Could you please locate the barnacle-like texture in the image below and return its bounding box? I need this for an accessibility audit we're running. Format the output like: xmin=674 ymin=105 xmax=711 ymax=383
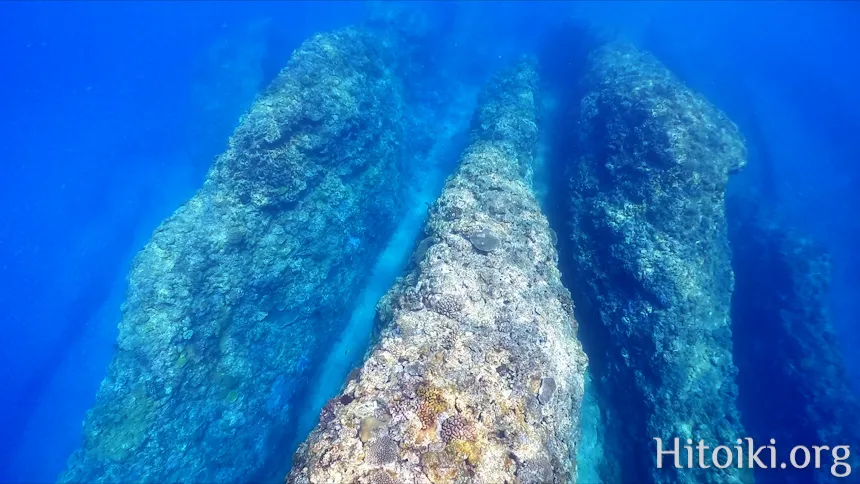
xmin=425 ymin=294 xmax=464 ymax=320
xmin=567 ymin=42 xmax=748 ymax=484
xmin=367 ymin=469 xmax=397 ymax=484
xmin=289 ymin=59 xmax=587 ymax=484
xmin=60 ymin=26 xmax=415 ymax=484
xmin=365 ymin=436 xmax=400 ymax=466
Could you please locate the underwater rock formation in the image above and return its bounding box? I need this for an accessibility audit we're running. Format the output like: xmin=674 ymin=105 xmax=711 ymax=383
xmin=288 ymin=60 xmax=588 ymax=484
xmin=729 ymin=200 xmax=860 ymax=484
xmin=566 ymin=43 xmax=748 ymax=484
xmin=60 ymin=26 xmax=415 ymax=484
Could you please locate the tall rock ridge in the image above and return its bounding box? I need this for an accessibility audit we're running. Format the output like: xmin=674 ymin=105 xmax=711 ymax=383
xmin=60 ymin=25 xmax=418 ymax=484
xmin=727 ymin=112 xmax=860 ymax=481
xmin=729 ymin=200 xmax=860 ymax=484
xmin=566 ymin=43 xmax=749 ymax=484
xmin=288 ymin=59 xmax=588 ymax=484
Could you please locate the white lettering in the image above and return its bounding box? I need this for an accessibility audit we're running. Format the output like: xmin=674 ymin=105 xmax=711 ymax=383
xmin=653 ymin=438 xmax=680 ymax=469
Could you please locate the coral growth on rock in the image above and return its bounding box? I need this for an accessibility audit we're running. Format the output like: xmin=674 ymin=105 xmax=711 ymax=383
xmin=60 ymin=24 xmax=420 ymax=484
xmin=440 ymin=415 xmax=478 ymax=444
xmin=566 ymin=42 xmax=749 ymax=484
xmin=287 ymin=59 xmax=587 ymax=484
xmin=365 ymin=436 xmax=400 ymax=466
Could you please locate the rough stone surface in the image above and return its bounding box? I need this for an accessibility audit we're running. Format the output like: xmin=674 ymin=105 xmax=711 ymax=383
xmin=729 ymin=199 xmax=860 ymax=484
xmin=566 ymin=43 xmax=749 ymax=484
xmin=60 ymin=26 xmax=415 ymax=484
xmin=288 ymin=59 xmax=587 ymax=484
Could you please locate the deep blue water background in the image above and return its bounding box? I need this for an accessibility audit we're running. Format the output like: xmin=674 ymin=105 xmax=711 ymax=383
xmin=1 ymin=2 xmax=858 ymax=482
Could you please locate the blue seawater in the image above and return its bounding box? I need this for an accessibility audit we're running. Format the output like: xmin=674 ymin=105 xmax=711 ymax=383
xmin=1 ymin=2 xmax=858 ymax=483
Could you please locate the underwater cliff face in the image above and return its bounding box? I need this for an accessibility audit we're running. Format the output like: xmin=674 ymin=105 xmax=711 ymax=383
xmin=59 ymin=26 xmax=415 ymax=484
xmin=566 ymin=43 xmax=748 ymax=484
xmin=728 ymin=198 xmax=860 ymax=484
xmin=288 ymin=59 xmax=588 ymax=484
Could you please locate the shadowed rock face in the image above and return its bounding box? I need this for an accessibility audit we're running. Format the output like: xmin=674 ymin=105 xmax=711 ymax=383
xmin=729 ymin=198 xmax=860 ymax=484
xmin=567 ymin=43 xmax=749 ymax=484
xmin=288 ymin=60 xmax=587 ymax=484
xmin=60 ymin=26 xmax=413 ymax=484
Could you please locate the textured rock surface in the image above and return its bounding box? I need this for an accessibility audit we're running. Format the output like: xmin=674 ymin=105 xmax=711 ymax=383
xmin=566 ymin=43 xmax=748 ymax=484
xmin=729 ymin=200 xmax=860 ymax=484
xmin=288 ymin=60 xmax=587 ymax=484
xmin=60 ymin=26 xmax=414 ymax=484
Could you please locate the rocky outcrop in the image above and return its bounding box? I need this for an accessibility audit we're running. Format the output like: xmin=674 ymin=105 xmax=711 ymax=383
xmin=566 ymin=43 xmax=748 ymax=484
xmin=60 ymin=26 xmax=414 ymax=484
xmin=729 ymin=199 xmax=860 ymax=484
xmin=288 ymin=59 xmax=588 ymax=484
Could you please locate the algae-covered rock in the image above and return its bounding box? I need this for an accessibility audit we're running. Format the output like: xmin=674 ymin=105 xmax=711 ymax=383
xmin=60 ymin=26 xmax=416 ymax=484
xmin=287 ymin=59 xmax=587 ymax=484
xmin=567 ymin=43 xmax=749 ymax=484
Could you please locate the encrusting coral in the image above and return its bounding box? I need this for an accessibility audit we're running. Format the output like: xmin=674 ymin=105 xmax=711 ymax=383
xmin=60 ymin=22 xmax=428 ymax=484
xmin=566 ymin=42 xmax=749 ymax=484
xmin=287 ymin=58 xmax=588 ymax=484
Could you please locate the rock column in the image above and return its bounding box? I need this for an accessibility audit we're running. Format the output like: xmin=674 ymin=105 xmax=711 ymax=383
xmin=567 ymin=43 xmax=748 ymax=484
xmin=61 ymin=26 xmax=412 ymax=484
xmin=289 ymin=59 xmax=588 ymax=484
